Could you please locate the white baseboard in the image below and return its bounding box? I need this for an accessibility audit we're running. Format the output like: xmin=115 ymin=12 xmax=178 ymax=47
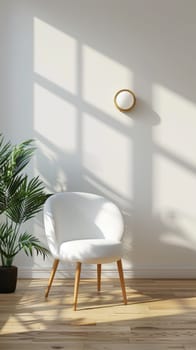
xmin=18 ymin=266 xmax=196 ymax=279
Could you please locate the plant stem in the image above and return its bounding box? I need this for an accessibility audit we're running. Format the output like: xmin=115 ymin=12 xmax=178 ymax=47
xmin=6 ymin=257 xmax=13 ymax=267
xmin=1 ymin=254 xmax=5 ymax=266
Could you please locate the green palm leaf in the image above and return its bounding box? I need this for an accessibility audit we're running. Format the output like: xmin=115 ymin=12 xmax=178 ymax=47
xmin=0 ymin=174 xmax=24 ymax=214
xmin=0 ymin=223 xmax=16 ymax=266
xmin=18 ymin=232 xmax=49 ymax=259
xmin=0 ymin=135 xmax=12 ymax=169
xmin=0 ymin=223 xmax=13 ymax=254
xmin=10 ymin=139 xmax=35 ymax=177
xmin=6 ymin=176 xmax=49 ymax=223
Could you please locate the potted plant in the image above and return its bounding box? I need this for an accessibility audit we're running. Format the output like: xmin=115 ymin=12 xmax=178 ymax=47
xmin=0 ymin=135 xmax=49 ymax=292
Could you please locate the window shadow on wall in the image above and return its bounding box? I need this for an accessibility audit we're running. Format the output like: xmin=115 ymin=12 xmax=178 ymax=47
xmin=5 ymin=0 xmax=196 ymax=277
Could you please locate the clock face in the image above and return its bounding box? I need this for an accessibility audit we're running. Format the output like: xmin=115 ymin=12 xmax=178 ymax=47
xmin=114 ymin=89 xmax=136 ymax=112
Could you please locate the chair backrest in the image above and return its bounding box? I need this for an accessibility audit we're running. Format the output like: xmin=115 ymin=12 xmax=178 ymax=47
xmin=44 ymin=192 xmax=124 ymax=258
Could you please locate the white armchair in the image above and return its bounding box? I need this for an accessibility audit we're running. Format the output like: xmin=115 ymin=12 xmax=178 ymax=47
xmin=44 ymin=192 xmax=127 ymax=310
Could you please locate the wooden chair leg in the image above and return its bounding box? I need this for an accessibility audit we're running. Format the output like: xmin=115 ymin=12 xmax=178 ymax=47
xmin=97 ymin=264 xmax=101 ymax=292
xmin=45 ymin=259 xmax=59 ymax=298
xmin=117 ymin=259 xmax=127 ymax=305
xmin=73 ymin=262 xmax=81 ymax=311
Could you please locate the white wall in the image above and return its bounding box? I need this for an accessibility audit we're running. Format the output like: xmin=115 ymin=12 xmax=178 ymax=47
xmin=1 ymin=0 xmax=196 ymax=278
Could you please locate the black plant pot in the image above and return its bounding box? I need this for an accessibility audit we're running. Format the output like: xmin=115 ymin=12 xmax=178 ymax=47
xmin=0 ymin=266 xmax=18 ymax=293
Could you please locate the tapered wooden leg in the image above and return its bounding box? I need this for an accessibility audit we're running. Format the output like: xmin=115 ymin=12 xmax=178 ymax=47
xmin=117 ymin=259 xmax=127 ymax=305
xmin=45 ymin=259 xmax=59 ymax=298
xmin=73 ymin=262 xmax=81 ymax=311
xmin=97 ymin=264 xmax=101 ymax=292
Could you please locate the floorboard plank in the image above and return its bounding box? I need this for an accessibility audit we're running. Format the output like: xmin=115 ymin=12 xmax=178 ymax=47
xmin=1 ymin=279 xmax=196 ymax=349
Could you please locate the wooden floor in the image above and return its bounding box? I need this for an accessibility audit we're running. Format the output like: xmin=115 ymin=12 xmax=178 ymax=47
xmin=1 ymin=278 xmax=196 ymax=349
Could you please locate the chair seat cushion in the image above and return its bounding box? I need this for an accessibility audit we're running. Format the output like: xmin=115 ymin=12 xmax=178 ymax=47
xmin=59 ymin=239 xmax=122 ymax=264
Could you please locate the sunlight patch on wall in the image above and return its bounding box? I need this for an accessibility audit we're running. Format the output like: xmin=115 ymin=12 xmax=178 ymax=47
xmin=33 ymin=136 xmax=69 ymax=193
xmin=153 ymin=153 xmax=196 ymax=215
xmin=153 ymin=152 xmax=196 ymax=253
xmin=34 ymin=83 xmax=77 ymax=152
xmin=34 ymin=18 xmax=77 ymax=93
xmin=83 ymin=112 xmax=132 ymax=199
xmin=160 ymin=229 xmax=196 ymax=252
xmin=83 ymin=45 xmax=133 ymax=116
xmin=152 ymin=84 xmax=196 ymax=168
xmin=158 ymin=207 xmax=196 ymax=252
